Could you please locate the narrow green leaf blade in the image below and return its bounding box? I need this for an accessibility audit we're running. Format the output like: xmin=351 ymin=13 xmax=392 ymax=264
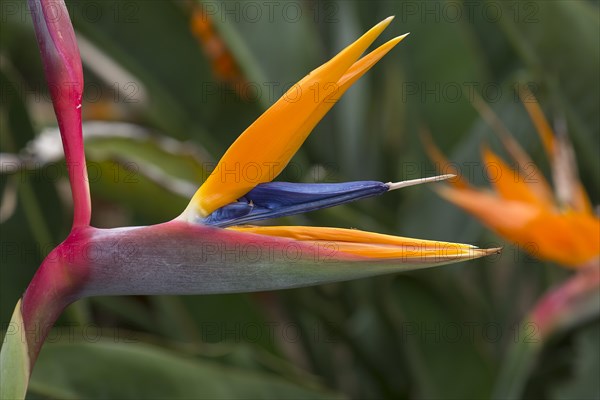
xmin=1 ymin=300 xmax=30 ymax=400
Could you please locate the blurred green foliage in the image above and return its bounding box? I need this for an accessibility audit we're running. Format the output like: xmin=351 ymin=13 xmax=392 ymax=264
xmin=1 ymin=0 xmax=598 ymax=398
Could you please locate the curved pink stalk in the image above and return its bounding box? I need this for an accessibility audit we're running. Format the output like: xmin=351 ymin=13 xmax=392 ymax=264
xmin=20 ymin=230 xmax=92 ymax=366
xmin=2 ymin=0 xmax=93 ymax=383
xmin=28 ymin=0 xmax=91 ymax=228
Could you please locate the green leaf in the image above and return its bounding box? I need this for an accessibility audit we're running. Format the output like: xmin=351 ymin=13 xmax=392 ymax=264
xmin=65 ymin=0 xmax=263 ymax=154
xmin=28 ymin=341 xmax=342 ymax=399
xmin=0 ymin=67 xmax=36 ymax=150
xmin=65 ymin=0 xmax=205 ymax=140
xmin=206 ymin=0 xmax=322 ymax=102
xmin=550 ymin=321 xmax=600 ymax=400
xmin=0 ymin=64 xmax=66 ymax=324
xmin=388 ymin=277 xmax=495 ymax=399
xmin=1 ymin=300 xmax=30 ymax=400
xmin=4 ymin=122 xmax=212 ymax=224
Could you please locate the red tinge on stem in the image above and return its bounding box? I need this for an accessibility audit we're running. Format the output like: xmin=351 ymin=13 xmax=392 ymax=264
xmin=28 ymin=0 xmax=91 ymax=228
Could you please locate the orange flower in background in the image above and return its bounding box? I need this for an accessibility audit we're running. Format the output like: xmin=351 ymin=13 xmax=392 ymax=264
xmin=424 ymin=90 xmax=599 ymax=268
xmin=190 ymin=5 xmax=247 ymax=94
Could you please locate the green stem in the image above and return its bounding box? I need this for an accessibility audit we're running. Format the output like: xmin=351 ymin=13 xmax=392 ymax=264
xmin=491 ymin=321 xmax=542 ymax=399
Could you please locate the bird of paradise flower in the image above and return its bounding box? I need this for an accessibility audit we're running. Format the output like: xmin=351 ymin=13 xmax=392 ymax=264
xmin=423 ymin=91 xmax=599 ymax=269
xmin=0 ymin=2 xmax=498 ymax=398
xmin=419 ymin=88 xmax=599 ymax=400
xmin=423 ymin=92 xmax=600 ymax=399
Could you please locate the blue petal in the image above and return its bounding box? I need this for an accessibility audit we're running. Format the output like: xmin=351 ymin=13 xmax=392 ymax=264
xmin=201 ymin=181 xmax=388 ymax=227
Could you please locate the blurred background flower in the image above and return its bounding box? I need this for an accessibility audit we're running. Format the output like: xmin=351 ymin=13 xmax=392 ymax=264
xmin=1 ymin=0 xmax=598 ymax=398
xmin=424 ymin=91 xmax=599 ymax=269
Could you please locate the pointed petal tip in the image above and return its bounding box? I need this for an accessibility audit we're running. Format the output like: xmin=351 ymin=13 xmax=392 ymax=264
xmin=439 ymin=173 xmax=457 ymax=181
xmin=386 ymin=174 xmax=456 ymax=191
xmin=365 ymin=16 xmax=394 ymax=40
xmin=454 ymin=246 xmax=502 ymax=261
xmin=387 ymin=33 xmax=410 ymax=47
xmin=480 ymin=247 xmax=503 ymax=256
xmin=381 ymin=15 xmax=395 ymax=24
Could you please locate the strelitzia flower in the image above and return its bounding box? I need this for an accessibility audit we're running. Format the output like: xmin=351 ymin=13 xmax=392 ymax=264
xmin=0 ymin=2 xmax=498 ymax=398
xmin=424 ymin=92 xmax=599 ymax=269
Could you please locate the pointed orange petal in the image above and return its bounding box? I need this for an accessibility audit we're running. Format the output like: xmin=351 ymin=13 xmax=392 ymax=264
xmin=228 ymin=225 xmax=497 ymax=262
xmin=186 ymin=17 xmax=398 ymax=218
xmin=481 ymin=147 xmax=553 ymax=209
xmin=437 ymin=186 xmax=541 ymax=237
xmin=289 ymin=34 xmax=409 ymax=162
xmin=471 ymin=94 xmax=554 ymax=203
xmin=337 ymin=34 xmax=408 ymax=92
xmin=518 ymin=87 xmax=555 ymax=159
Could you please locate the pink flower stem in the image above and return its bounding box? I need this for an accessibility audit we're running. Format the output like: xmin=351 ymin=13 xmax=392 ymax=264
xmin=27 ymin=0 xmax=91 ymax=228
xmin=20 ymin=0 xmax=93 ymax=367
xmin=20 ymin=229 xmax=93 ymax=368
